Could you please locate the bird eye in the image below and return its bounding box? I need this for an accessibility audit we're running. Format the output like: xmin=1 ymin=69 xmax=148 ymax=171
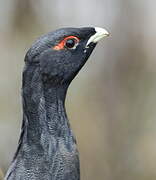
xmin=53 ymin=36 xmax=79 ymax=50
xmin=65 ymin=38 xmax=77 ymax=49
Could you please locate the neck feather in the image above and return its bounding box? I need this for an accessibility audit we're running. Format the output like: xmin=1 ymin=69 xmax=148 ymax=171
xmin=20 ymin=65 xmax=73 ymax=148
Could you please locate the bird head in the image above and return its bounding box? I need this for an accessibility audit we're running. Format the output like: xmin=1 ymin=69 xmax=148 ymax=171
xmin=25 ymin=27 xmax=109 ymax=86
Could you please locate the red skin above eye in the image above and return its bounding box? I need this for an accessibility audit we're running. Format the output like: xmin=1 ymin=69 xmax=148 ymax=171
xmin=53 ymin=36 xmax=79 ymax=50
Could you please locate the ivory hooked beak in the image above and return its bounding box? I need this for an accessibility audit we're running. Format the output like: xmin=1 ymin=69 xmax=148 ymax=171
xmin=86 ymin=27 xmax=109 ymax=47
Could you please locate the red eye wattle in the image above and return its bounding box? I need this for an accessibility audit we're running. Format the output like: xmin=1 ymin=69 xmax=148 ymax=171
xmin=53 ymin=36 xmax=79 ymax=50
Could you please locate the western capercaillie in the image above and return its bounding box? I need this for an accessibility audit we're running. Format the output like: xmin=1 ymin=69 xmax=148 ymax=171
xmin=5 ymin=27 xmax=109 ymax=180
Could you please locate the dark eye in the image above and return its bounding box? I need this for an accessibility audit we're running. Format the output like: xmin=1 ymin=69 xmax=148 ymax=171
xmin=65 ymin=38 xmax=77 ymax=48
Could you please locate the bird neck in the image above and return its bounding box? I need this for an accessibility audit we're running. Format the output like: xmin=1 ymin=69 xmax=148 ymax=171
xmin=21 ymin=65 xmax=72 ymax=145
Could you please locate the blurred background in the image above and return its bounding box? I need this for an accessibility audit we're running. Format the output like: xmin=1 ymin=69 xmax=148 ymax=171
xmin=0 ymin=0 xmax=156 ymax=179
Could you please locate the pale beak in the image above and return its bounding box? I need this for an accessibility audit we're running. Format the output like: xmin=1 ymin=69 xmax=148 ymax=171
xmin=86 ymin=27 xmax=109 ymax=47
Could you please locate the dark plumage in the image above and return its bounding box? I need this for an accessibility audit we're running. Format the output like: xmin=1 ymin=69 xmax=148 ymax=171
xmin=5 ymin=27 xmax=109 ymax=180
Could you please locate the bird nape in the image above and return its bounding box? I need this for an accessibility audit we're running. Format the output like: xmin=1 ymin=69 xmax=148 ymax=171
xmin=5 ymin=27 xmax=109 ymax=180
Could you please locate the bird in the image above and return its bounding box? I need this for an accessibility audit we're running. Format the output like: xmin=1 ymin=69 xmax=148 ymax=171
xmin=5 ymin=27 xmax=109 ymax=180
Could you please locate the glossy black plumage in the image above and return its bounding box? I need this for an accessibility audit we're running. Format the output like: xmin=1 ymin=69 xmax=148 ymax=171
xmin=5 ymin=27 xmax=104 ymax=180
